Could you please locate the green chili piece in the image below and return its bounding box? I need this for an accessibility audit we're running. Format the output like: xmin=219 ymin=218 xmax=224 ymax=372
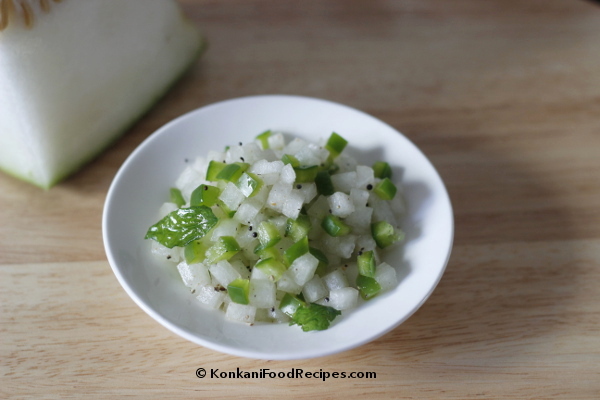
xmin=256 ymin=130 xmax=272 ymax=149
xmin=372 ymin=161 xmax=392 ymax=179
xmin=236 ymin=172 xmax=263 ymax=197
xmin=169 ymin=188 xmax=185 ymax=207
xmin=281 ymin=154 xmax=300 ymax=167
xmin=190 ymin=184 xmax=220 ymax=207
xmin=321 ymin=215 xmax=351 ymax=237
xmin=315 ymin=170 xmax=334 ymax=196
xmin=373 ymin=178 xmax=397 ymax=200
xmin=356 ymin=274 xmax=382 ymax=300
xmin=283 ymin=236 xmax=309 ymax=266
xmin=228 ymin=279 xmax=250 ymax=304
xmin=325 ymin=132 xmax=348 ymax=159
xmin=205 ymin=236 xmax=241 ymax=264
xmin=255 ymin=257 xmax=287 ymax=281
xmin=205 ymin=160 xmax=227 ymax=182
xmin=215 ymin=162 xmax=250 ymax=182
xmin=371 ymin=221 xmax=403 ymax=249
xmin=357 ymin=250 xmax=376 ymax=278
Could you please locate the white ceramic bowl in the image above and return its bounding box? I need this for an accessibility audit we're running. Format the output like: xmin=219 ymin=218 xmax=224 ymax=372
xmin=103 ymin=95 xmax=453 ymax=360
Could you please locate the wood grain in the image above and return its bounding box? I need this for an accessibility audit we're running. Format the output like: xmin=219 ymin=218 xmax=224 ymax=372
xmin=2 ymin=0 xmax=600 ymax=398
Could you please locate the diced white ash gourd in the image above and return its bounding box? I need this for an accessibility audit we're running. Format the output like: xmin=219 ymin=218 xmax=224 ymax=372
xmin=326 ymin=287 xmax=359 ymax=310
xmin=307 ymin=195 xmax=329 ymax=219
xmin=354 ymin=165 xmax=375 ymax=189
xmin=328 ymin=192 xmax=355 ymax=218
xmin=225 ymin=145 xmax=245 ymax=163
xmin=235 ymin=227 xmax=259 ymax=249
xmin=295 ymin=143 xmax=329 ymax=166
xmin=266 ymin=181 xmax=292 ymax=212
xmin=374 ymin=262 xmax=398 ymax=291
xmin=151 ymin=240 xmax=180 ymax=263
xmin=254 ymin=308 xmax=271 ymax=322
xmin=177 ymin=261 xmax=211 ymax=288
xmin=209 ymin=260 xmax=241 ymax=287
xmin=342 ymin=262 xmax=359 ymax=285
xmin=234 ymin=198 xmax=262 ymax=224
xmin=279 ymin=163 xmax=296 ymax=184
xmin=356 ymin=235 xmax=377 ymax=252
xmin=350 ymin=188 xmax=370 ymax=208
xmin=302 ymin=275 xmax=329 ymax=303
xmin=267 ymin=132 xmax=286 ymax=150
xmin=323 ymin=268 xmax=349 ymax=290
xmin=249 ymin=160 xmax=284 ymax=185
xmin=175 ymin=165 xmax=205 ymax=201
xmin=335 ymin=153 xmax=358 ymax=172
xmin=344 ymin=206 xmax=373 ymax=232
xmin=276 ymin=270 xmax=303 ymax=294
xmin=196 ymin=285 xmax=226 ymax=309
xmin=283 ymin=137 xmax=307 ymax=155
xmin=229 ymin=260 xmax=251 ymax=280
xmin=249 ymin=279 xmax=276 ymax=309
xmin=282 ymin=189 xmax=304 ymax=219
xmin=331 ymin=171 xmax=356 ymax=193
xmin=269 ymin=301 xmax=290 ymax=323
xmin=211 ymin=218 xmax=240 ymax=240
xmin=372 ymin=201 xmax=398 ymax=228
xmin=219 ymin=182 xmax=246 ymax=211
xmin=251 ymin=266 xmax=271 ymax=281
xmin=225 ymin=303 xmax=256 ymax=324
xmin=192 ymin=157 xmax=209 ymax=177
xmin=324 ymin=235 xmax=357 ymax=259
xmin=240 ymin=142 xmax=263 ymax=164
xmin=296 ymin=182 xmax=317 ymax=203
xmin=288 ymin=253 xmax=319 ymax=286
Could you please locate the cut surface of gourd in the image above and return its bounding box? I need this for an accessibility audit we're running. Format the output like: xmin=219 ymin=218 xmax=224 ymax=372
xmin=0 ymin=0 xmax=204 ymax=188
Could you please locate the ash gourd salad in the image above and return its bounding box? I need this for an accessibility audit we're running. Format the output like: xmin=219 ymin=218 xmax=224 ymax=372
xmin=145 ymin=131 xmax=406 ymax=332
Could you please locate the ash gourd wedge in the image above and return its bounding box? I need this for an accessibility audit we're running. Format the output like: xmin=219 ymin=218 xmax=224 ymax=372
xmin=0 ymin=0 xmax=204 ymax=188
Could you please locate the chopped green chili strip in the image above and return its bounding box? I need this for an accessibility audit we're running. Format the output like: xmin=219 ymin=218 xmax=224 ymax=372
xmin=256 ymin=130 xmax=272 ymax=149
xmin=315 ymin=170 xmax=335 ymax=196
xmin=325 ymin=132 xmax=348 ymax=159
xmin=256 ymin=221 xmax=282 ymax=248
xmin=236 ymin=172 xmax=263 ymax=197
xmin=283 ymin=236 xmax=309 ymax=266
xmin=205 ymin=236 xmax=241 ymax=264
xmin=279 ymin=293 xmax=305 ymax=317
xmin=190 ymin=184 xmax=220 ymax=207
xmin=255 ymin=257 xmax=287 ymax=281
xmin=357 ymin=250 xmax=376 ymax=278
xmin=371 ymin=221 xmax=403 ymax=249
xmin=321 ymin=215 xmax=351 ymax=237
xmin=205 ymin=160 xmax=227 ymax=182
xmin=228 ymin=279 xmax=250 ymax=304
xmin=373 ymin=178 xmax=397 ymax=200
xmin=215 ymin=162 xmax=250 ymax=182
xmin=356 ymin=274 xmax=381 ymax=300
xmin=309 ymin=247 xmax=329 ymax=276
xmin=285 ymin=214 xmax=312 ymax=242
xmin=294 ymin=165 xmax=319 ymax=183
xmin=281 ymin=154 xmax=300 ymax=168
xmin=169 ymin=188 xmax=185 ymax=207
xmin=372 ymin=161 xmax=392 ymax=179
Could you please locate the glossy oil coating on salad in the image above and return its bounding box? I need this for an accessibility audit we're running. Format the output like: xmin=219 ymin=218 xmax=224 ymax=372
xmin=145 ymin=131 xmax=406 ymax=331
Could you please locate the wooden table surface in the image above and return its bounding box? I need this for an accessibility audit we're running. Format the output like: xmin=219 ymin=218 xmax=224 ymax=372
xmin=2 ymin=0 xmax=600 ymax=398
